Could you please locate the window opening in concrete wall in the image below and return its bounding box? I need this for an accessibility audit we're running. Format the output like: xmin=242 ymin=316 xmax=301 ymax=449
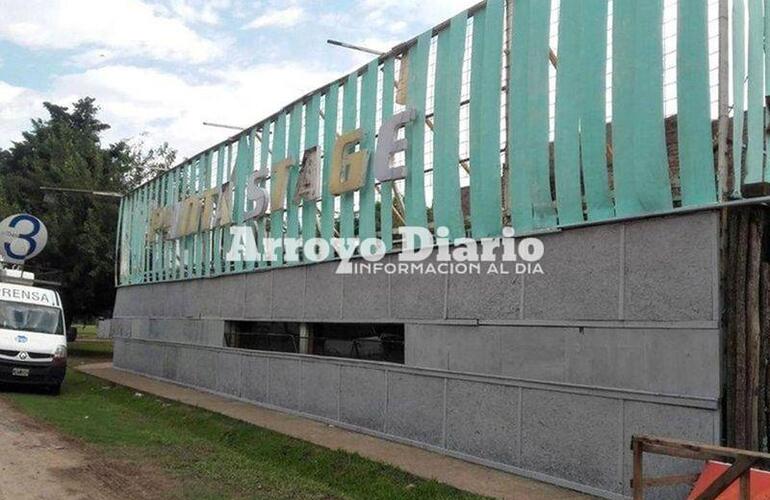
xmin=224 ymin=321 xmax=404 ymax=364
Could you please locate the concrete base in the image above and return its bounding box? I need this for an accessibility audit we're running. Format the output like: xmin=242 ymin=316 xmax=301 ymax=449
xmin=114 ymin=338 xmax=719 ymax=499
xmin=79 ymin=361 xmax=591 ymax=500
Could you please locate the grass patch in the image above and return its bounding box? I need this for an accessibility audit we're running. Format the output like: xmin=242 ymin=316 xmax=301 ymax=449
xmin=67 ymin=340 xmax=112 ymax=364
xmin=3 ymin=368 xmax=485 ymax=500
xmin=72 ymin=324 xmax=98 ymax=339
xmin=67 ymin=340 xmax=114 ymax=361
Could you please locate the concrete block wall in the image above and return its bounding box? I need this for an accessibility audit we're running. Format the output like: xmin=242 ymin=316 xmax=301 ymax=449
xmin=114 ymin=211 xmax=718 ymax=326
xmin=114 ymin=338 xmax=719 ymax=499
xmin=111 ymin=211 xmax=722 ymax=499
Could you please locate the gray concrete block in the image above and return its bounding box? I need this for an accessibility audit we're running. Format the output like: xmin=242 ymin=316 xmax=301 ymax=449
xmin=199 ymin=320 xmax=225 ymax=347
xmin=268 ymin=358 xmax=300 ymax=409
xmin=97 ymin=319 xmax=111 ymax=339
xmin=158 ymin=319 xmax=178 ymax=342
xmin=147 ymin=319 xmax=162 ymax=340
xmin=445 ymin=380 xmax=519 ymax=464
xmin=271 ymin=266 xmax=306 ymax=319
xmin=565 ymin=328 xmax=646 ymax=391
xmin=300 ymin=360 xmax=340 ymax=419
xmin=499 ymin=327 xmax=569 ymax=382
xmin=178 ymin=346 xmax=216 ymax=389
xmin=183 ymin=281 xmax=204 ymax=319
xmin=216 ymin=351 xmax=242 ymax=397
xmin=194 ymin=279 xmax=221 ymax=318
xmin=405 ymin=324 xmax=449 ymax=370
xmin=446 ymin=326 xmax=502 ymax=375
xmin=386 ymin=372 xmax=444 ymax=446
xmin=163 ymin=281 xmax=187 ymax=317
xmin=562 ymin=327 xmax=719 ymax=397
xmin=176 ymin=346 xmax=197 ymax=386
xmin=343 ymin=264 xmax=389 ymax=320
xmin=112 ymin=288 xmax=134 ymax=317
xmin=131 ymin=318 xmax=150 ymax=340
xmin=116 ymin=339 xmax=134 ymax=370
xmin=305 ymin=262 xmax=342 ymax=321
xmin=521 ymin=389 xmax=622 ymax=493
xmin=339 ymin=365 xmax=387 ymax=430
xmin=447 ymin=267 xmax=522 ymax=320
xmin=157 ymin=319 xmax=200 ymax=344
xmin=163 ymin=344 xmax=179 ymax=380
xmin=389 ymin=254 xmax=446 ymax=320
xmin=643 ymin=328 xmax=720 ymax=399
xmin=408 ymin=324 xmax=503 ymax=375
xmin=622 ymin=401 xmax=718 ymax=498
xmin=113 ymin=339 xmax=128 ymax=368
xmin=523 ymin=224 xmax=621 ymax=320
xmin=244 ymin=270 xmax=272 ymax=320
xmin=109 ymin=319 xmax=132 ymax=339
xmin=624 ymin=212 xmax=716 ymax=321
xmin=141 ymin=342 xmax=166 ymax=378
xmin=218 ymin=274 xmax=246 ymax=319
xmin=240 ymin=355 xmax=269 ymax=402
xmin=146 ymin=283 xmax=167 ymax=317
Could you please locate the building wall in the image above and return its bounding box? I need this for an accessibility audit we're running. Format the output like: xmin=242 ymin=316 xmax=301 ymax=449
xmin=111 ymin=211 xmax=722 ymax=499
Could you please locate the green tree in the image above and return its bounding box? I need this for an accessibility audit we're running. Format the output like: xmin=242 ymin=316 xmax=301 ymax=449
xmin=0 ymin=97 xmax=176 ymax=322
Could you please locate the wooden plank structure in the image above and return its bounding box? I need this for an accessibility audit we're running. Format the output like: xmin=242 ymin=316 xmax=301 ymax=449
xmin=722 ymin=205 xmax=770 ymax=452
xmin=631 ymin=435 xmax=770 ymax=500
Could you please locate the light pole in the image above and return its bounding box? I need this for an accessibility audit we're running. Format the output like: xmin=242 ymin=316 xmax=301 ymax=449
xmin=327 ymin=39 xmax=385 ymax=56
xmin=202 ymin=122 xmax=246 ymax=131
xmin=39 ymin=186 xmax=123 ymax=199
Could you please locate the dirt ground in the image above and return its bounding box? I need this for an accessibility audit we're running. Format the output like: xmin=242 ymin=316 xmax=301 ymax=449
xmin=0 ymin=397 xmax=172 ymax=500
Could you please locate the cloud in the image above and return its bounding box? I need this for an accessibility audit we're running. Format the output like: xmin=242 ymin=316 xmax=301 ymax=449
xmin=359 ymin=0 xmax=476 ymax=30
xmin=0 ymin=82 xmax=44 ymax=148
xmin=164 ymin=0 xmax=231 ymax=26
xmin=0 ymin=0 xmax=222 ymax=63
xmin=2 ymin=62 xmax=340 ymax=158
xmin=0 ymin=0 xmax=486 ymax=159
xmin=243 ymin=6 xmax=305 ymax=30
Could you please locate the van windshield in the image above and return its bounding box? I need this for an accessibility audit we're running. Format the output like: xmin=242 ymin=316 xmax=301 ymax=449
xmin=0 ymin=300 xmax=63 ymax=335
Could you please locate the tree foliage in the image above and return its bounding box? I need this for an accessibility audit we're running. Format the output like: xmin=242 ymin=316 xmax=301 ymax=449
xmin=0 ymin=98 xmax=176 ymax=322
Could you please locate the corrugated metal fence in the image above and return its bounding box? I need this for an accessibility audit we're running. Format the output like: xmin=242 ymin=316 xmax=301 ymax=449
xmin=117 ymin=0 xmax=766 ymax=285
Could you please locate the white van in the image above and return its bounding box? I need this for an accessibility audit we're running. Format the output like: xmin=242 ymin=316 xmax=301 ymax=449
xmin=0 ymin=281 xmax=67 ymax=394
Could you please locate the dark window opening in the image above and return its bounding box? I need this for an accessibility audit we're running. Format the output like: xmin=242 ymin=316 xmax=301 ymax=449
xmin=225 ymin=321 xmax=404 ymax=364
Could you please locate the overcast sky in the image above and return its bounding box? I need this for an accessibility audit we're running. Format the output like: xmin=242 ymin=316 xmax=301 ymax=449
xmin=0 ymin=0 xmax=477 ymax=159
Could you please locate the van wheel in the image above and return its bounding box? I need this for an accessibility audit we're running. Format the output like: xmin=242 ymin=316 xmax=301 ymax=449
xmin=47 ymin=384 xmax=61 ymax=396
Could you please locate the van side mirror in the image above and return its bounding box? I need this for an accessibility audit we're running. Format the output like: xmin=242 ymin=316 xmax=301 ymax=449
xmin=67 ymin=326 xmax=78 ymax=343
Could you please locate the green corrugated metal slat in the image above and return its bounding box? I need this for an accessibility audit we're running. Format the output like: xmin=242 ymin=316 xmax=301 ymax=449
xmin=509 ymin=0 xmax=557 ymax=231
xmin=358 ymin=60 xmax=379 ymax=242
xmin=232 ymin=134 xmax=252 ymax=273
xmin=286 ymin=103 xmax=303 ymax=241
xmin=433 ymin=11 xmax=467 ymax=240
xmin=677 ymin=0 xmax=717 ymax=206
xmin=212 ymin=146 xmax=225 ymax=275
xmin=470 ymin=0 xmax=504 ymax=237
xmin=302 ymin=94 xmax=321 ymax=245
xmin=380 ymin=59 xmax=395 ymax=251
xmin=271 ymin=113 xmax=287 ymax=266
xmin=733 ymin=0 xmax=746 ymax=197
xmin=340 ymin=74 xmax=358 ymax=239
xmin=745 ymin=0 xmax=765 ymax=184
xmin=612 ymin=0 xmax=672 ymax=216
xmin=257 ymin=125 xmax=270 ymax=269
xmin=321 ymin=84 xmax=339 ymax=242
xmin=405 ymin=30 xmax=431 ymax=241
xmin=554 ymin=0 xmax=614 ymax=225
